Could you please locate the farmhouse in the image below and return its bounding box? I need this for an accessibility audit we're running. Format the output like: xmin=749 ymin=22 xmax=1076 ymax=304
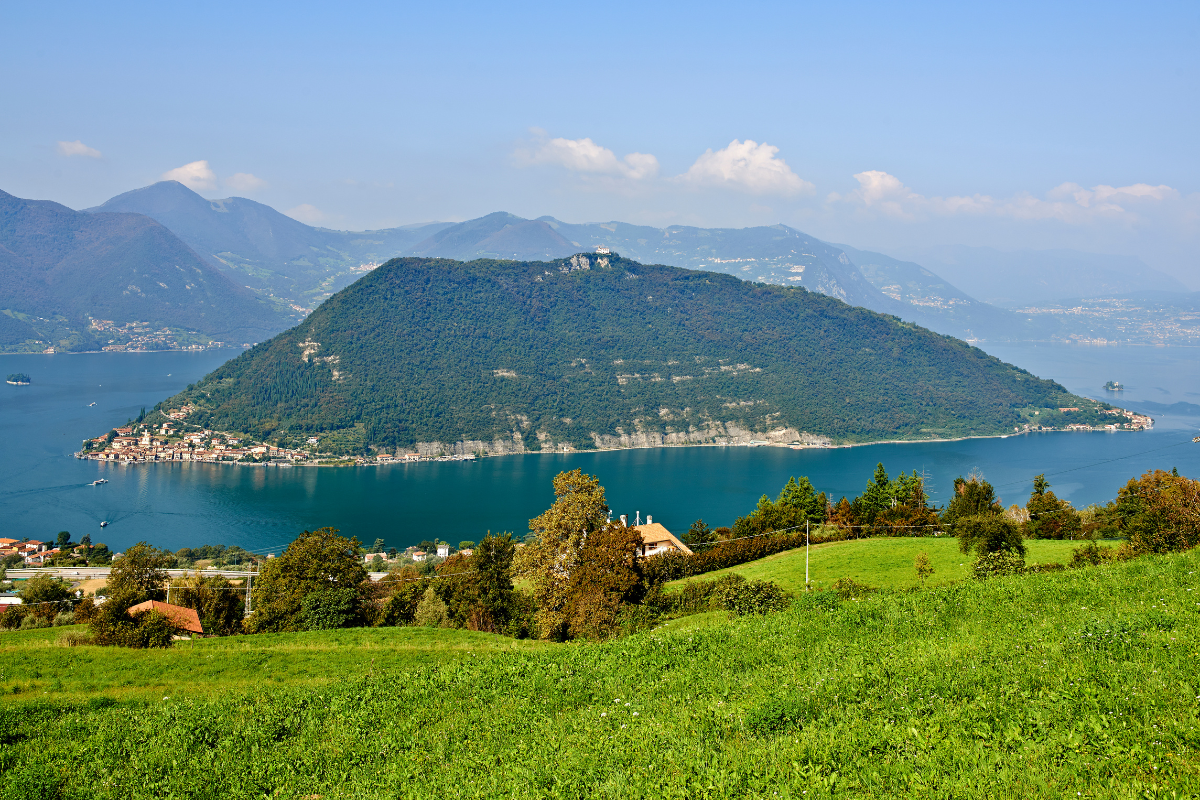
xmin=629 ymin=519 xmax=693 ymax=557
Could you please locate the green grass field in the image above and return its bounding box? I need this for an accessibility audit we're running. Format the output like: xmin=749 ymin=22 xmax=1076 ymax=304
xmin=0 ymin=624 xmax=550 ymax=702
xmin=667 ymin=536 xmax=1087 ymax=593
xmin=2 ymin=546 xmax=1198 ymax=797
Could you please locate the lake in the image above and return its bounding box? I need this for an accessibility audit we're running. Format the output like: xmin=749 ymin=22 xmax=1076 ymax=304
xmin=1 ymin=343 xmax=1197 ymax=553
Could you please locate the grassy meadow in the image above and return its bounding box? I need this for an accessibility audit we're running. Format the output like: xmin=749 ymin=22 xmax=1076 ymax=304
xmin=2 ymin=541 xmax=1199 ymax=797
xmin=667 ymin=536 xmax=1086 ymax=593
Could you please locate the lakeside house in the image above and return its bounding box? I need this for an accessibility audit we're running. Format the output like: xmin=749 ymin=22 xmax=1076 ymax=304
xmin=620 ymin=515 xmax=693 ymax=557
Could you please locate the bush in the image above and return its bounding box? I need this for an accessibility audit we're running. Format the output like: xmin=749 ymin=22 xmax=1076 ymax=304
xmin=73 ymin=597 xmax=96 ymax=624
xmin=972 ymin=550 xmax=1026 ymax=579
xmin=0 ymin=603 xmax=28 ymax=630
xmin=717 ymin=578 xmax=791 ymax=616
xmin=643 ymin=528 xmax=844 ymax=585
xmin=956 ymin=514 xmax=1025 ymax=557
xmin=51 ymin=611 xmax=75 ymax=627
xmin=19 ymin=614 xmax=51 ymax=630
xmin=829 ymin=578 xmax=876 ymax=601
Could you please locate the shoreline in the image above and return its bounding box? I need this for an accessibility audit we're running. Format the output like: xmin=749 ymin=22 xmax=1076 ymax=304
xmin=75 ymin=424 xmax=1155 ymax=469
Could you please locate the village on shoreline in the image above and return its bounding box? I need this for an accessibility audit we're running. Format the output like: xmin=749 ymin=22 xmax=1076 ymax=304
xmin=75 ymin=400 xmax=1155 ymax=469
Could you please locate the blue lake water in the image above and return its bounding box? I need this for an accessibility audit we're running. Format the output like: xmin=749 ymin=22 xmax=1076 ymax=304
xmin=0 ymin=343 xmax=1197 ymax=553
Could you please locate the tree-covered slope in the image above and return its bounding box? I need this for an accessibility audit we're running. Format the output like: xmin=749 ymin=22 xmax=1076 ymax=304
xmin=0 ymin=189 xmax=295 ymax=348
xmin=169 ymin=253 xmax=1088 ymax=453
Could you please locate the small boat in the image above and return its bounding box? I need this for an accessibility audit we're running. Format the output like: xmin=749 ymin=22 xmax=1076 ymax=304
xmin=88 ymin=402 xmax=96 ymax=407
xmin=91 ymin=479 xmax=108 ymax=485
xmin=100 ymin=521 xmax=108 ymax=528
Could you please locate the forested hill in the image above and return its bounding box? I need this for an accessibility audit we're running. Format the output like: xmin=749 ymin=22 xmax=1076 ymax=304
xmin=167 ymin=253 xmax=1091 ymax=455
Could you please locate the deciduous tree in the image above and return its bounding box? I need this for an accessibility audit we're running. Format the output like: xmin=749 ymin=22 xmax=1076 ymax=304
xmin=246 ymin=527 xmax=369 ymax=633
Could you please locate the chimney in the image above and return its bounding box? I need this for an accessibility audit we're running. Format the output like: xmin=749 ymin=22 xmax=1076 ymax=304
xmin=635 ymin=511 xmax=641 ymax=526
xmin=646 ymin=515 xmax=652 ymax=525
xmin=620 ymin=514 xmax=628 ymax=527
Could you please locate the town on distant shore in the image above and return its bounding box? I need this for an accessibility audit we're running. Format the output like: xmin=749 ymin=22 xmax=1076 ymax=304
xmin=77 ymin=398 xmax=1154 ymax=467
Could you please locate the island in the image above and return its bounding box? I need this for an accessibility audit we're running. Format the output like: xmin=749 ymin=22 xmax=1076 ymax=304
xmin=77 ymin=254 xmax=1156 ymax=462
xmin=1104 ymin=380 xmax=1123 ymax=391
xmin=6 ymin=373 xmax=31 ymax=385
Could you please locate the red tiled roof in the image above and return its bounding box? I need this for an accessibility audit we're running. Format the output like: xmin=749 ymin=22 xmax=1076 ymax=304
xmin=127 ymin=600 xmax=204 ymax=634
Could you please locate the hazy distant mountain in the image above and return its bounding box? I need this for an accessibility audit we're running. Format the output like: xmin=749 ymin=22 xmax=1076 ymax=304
xmin=892 ymin=245 xmax=1187 ymax=307
xmin=832 ymin=244 xmax=1058 ymax=341
xmin=0 ymin=189 xmax=292 ymax=350
xmin=165 ymin=254 xmax=1090 ymax=455
xmin=88 ymin=181 xmax=451 ymax=308
xmin=412 ymin=214 xmax=892 ymax=311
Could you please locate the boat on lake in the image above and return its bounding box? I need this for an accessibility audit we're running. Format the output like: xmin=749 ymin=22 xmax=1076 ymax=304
xmin=91 ymin=479 xmax=108 ymax=485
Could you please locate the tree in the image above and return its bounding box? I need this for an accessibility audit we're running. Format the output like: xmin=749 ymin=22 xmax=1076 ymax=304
xmin=55 ymin=531 xmax=72 ymax=547
xmin=370 ymin=538 xmax=386 ymax=554
xmin=914 ymin=552 xmax=934 ymax=585
xmin=414 ymin=587 xmax=448 ymax=627
xmin=470 ymin=533 xmax=517 ymax=632
xmin=457 ymin=540 xmax=476 ymax=551
xmin=18 ymin=573 xmax=73 ymax=618
xmin=80 ymin=533 xmax=91 ymax=547
xmin=562 ymin=522 xmax=645 ymax=640
xmin=1105 ymin=469 xmax=1200 ymax=554
xmin=170 ymin=572 xmax=244 ymax=636
xmin=1025 ymin=474 xmax=1083 ymax=539
xmin=246 ymin=527 xmax=370 ymax=633
xmin=107 ymin=542 xmax=171 ymax=600
xmin=956 ymin=514 xmax=1025 ymax=557
xmin=515 ymin=469 xmax=610 ymax=639
xmin=731 ymin=476 xmax=828 ymax=539
xmin=941 ymin=473 xmax=1002 ymax=527
xmin=683 ymin=520 xmax=716 ymax=547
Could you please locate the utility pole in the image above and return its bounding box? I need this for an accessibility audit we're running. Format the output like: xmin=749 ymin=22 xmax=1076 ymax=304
xmin=805 ymin=519 xmax=810 ymax=590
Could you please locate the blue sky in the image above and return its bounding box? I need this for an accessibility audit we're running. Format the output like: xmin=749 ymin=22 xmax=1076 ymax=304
xmin=3 ymin=1 xmax=1198 ymax=283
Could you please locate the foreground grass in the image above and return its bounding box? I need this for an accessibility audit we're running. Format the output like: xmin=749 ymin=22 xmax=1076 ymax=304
xmin=667 ymin=536 xmax=1085 ymax=593
xmin=2 ymin=550 xmax=1198 ymax=798
xmin=0 ymin=625 xmax=551 ymax=702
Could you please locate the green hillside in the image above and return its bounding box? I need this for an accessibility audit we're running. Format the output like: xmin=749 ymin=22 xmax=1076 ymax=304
xmin=0 ymin=189 xmax=295 ymax=350
xmin=665 ymin=536 xmax=1084 ymax=593
xmin=164 ymin=253 xmax=1104 ymax=454
xmin=3 ymin=550 xmax=1198 ymax=796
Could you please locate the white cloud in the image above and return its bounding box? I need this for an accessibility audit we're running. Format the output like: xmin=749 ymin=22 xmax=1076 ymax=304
xmin=285 ymin=204 xmax=326 ymax=224
xmin=829 ymin=170 xmax=1182 ymax=225
xmin=224 ymin=172 xmax=267 ymax=193
xmin=57 ymin=140 xmax=102 ymax=159
xmin=681 ymin=139 xmax=813 ymax=196
xmin=520 ymin=133 xmax=659 ymax=180
xmin=162 ymin=160 xmax=217 ymax=192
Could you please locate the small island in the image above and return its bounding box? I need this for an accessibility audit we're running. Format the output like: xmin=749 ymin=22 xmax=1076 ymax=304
xmin=1104 ymin=380 xmax=1123 ymax=391
xmin=6 ymin=373 xmax=31 ymax=385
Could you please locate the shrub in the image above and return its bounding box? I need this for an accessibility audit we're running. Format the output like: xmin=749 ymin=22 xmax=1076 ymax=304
xmin=0 ymin=604 xmax=28 ymax=630
xmin=19 ymin=614 xmax=51 ymax=630
xmin=413 ymin=587 xmax=449 ymax=628
xmin=829 ymin=578 xmax=876 ymax=601
xmin=717 ymin=579 xmax=791 ymax=616
xmin=73 ymin=597 xmax=97 ymax=624
xmin=51 ymin=611 xmax=75 ymax=627
xmin=972 ymin=550 xmax=1026 ymax=579
xmin=956 ymin=514 xmax=1025 ymax=557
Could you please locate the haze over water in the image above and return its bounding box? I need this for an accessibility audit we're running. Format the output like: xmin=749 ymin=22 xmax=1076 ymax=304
xmin=1 ymin=344 xmax=1196 ymax=553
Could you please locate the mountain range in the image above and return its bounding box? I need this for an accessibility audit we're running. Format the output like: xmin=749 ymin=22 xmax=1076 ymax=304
xmin=88 ymin=181 xmax=451 ymax=309
xmin=163 ymin=253 xmax=1095 ymax=456
xmin=0 ymin=189 xmax=293 ymax=350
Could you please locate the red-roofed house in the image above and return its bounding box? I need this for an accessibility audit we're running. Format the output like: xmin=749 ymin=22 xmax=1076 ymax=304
xmin=127 ymin=600 xmax=205 ymax=634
